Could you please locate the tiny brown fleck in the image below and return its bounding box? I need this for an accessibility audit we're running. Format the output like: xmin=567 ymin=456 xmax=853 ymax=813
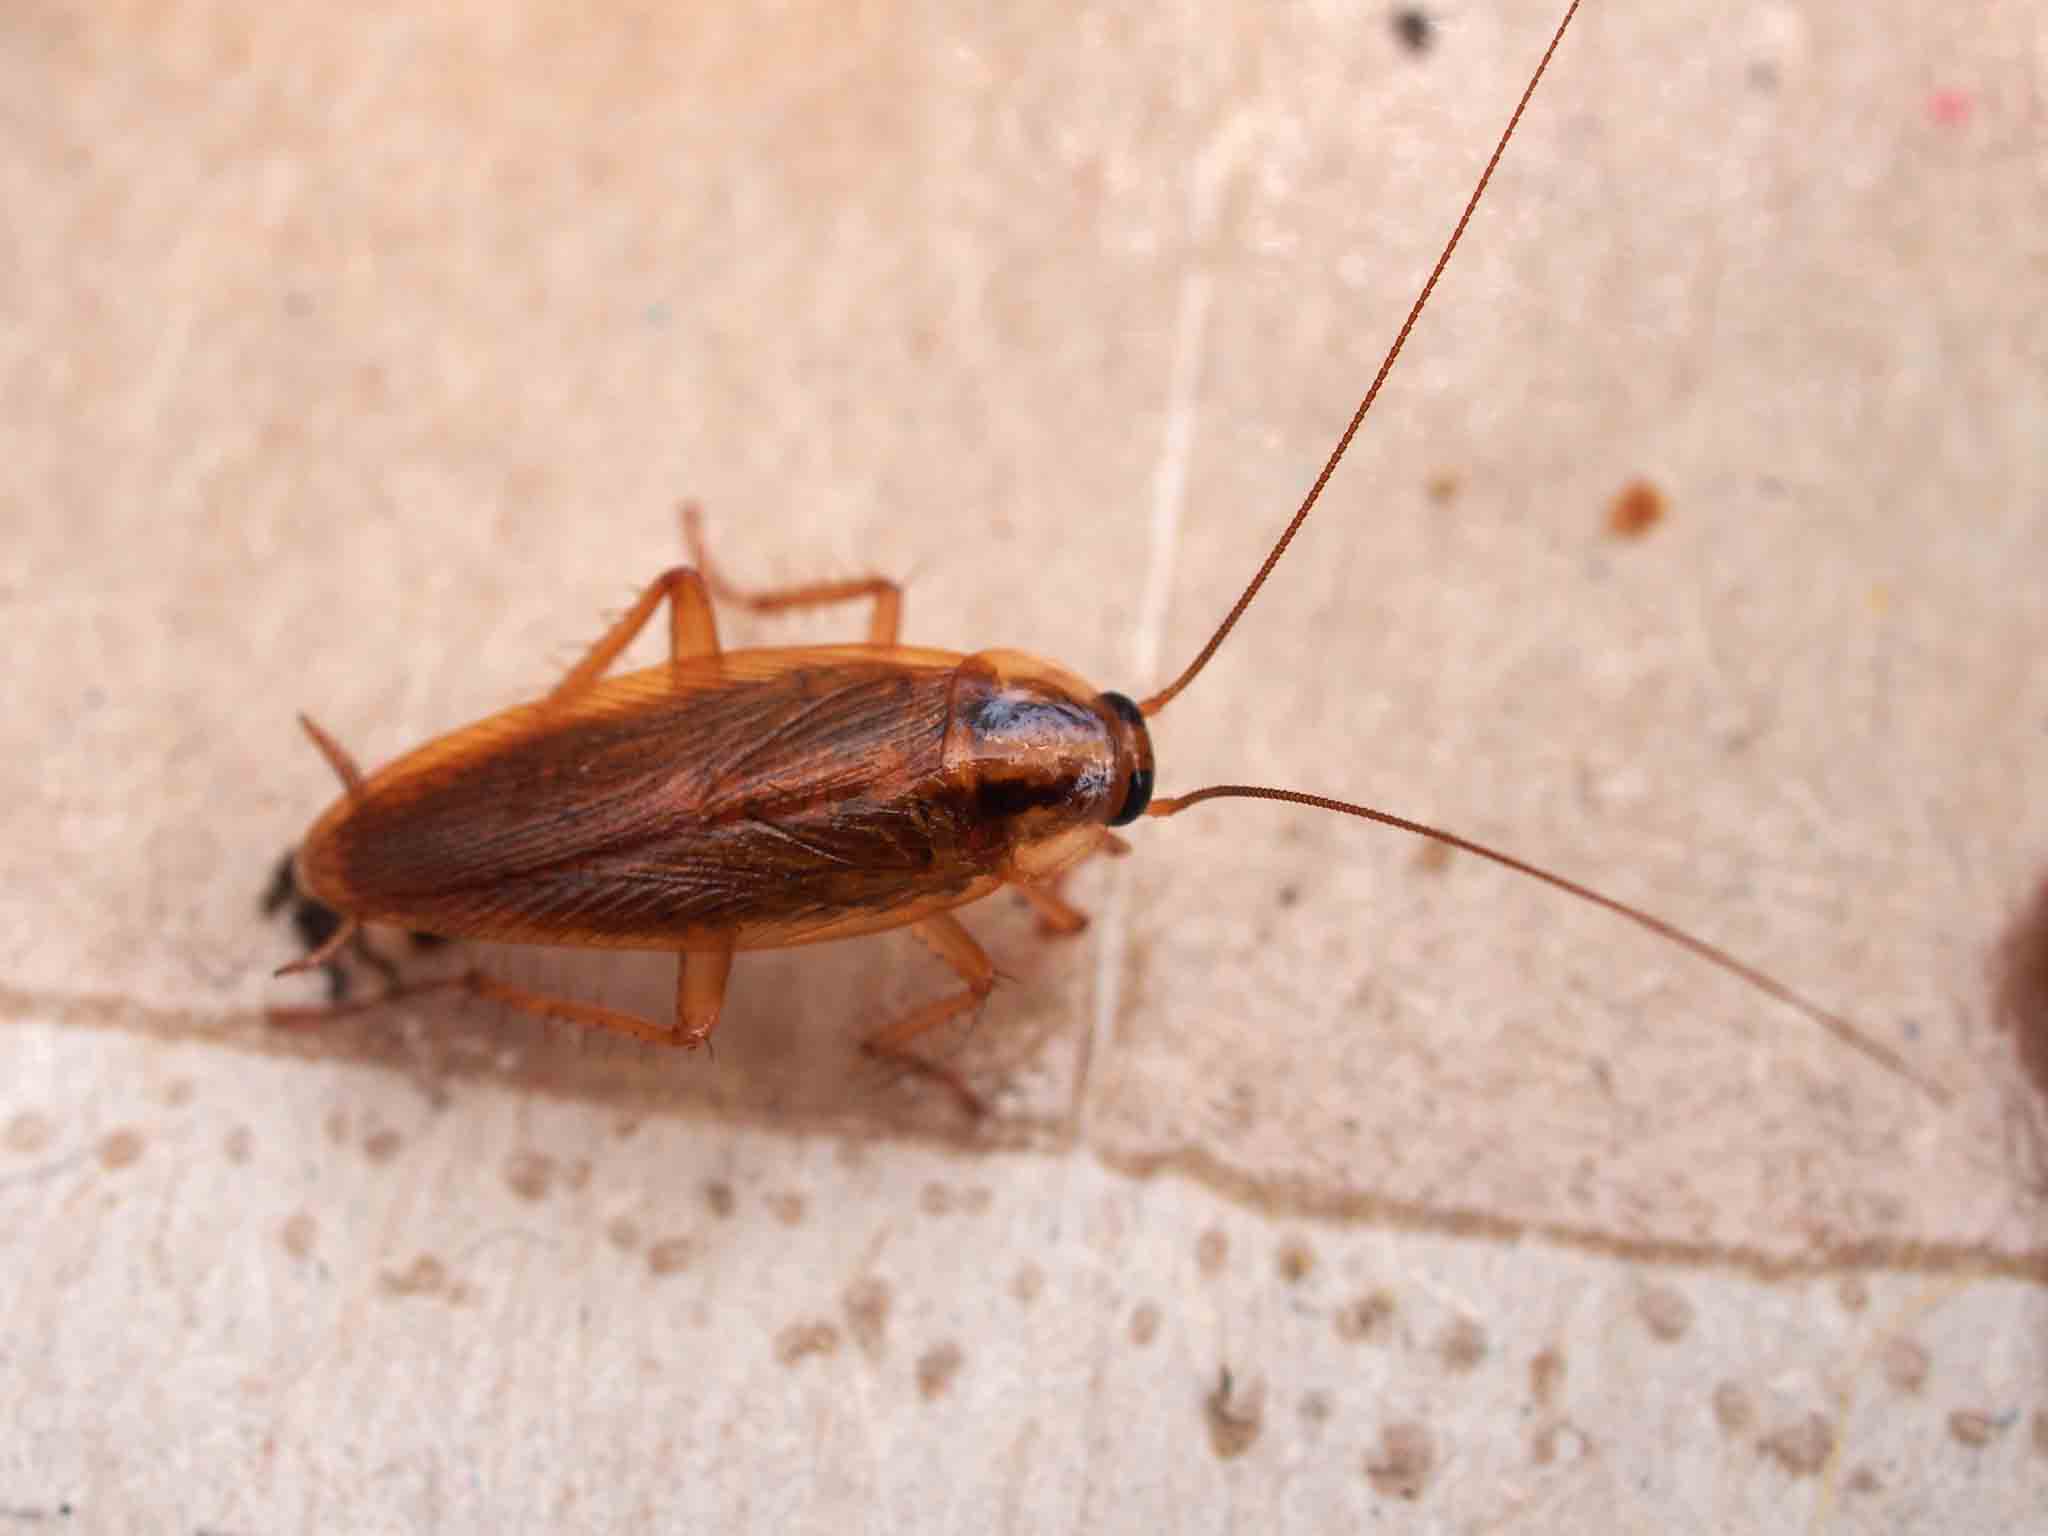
xmin=1712 ymin=1382 xmax=1754 ymax=1435
xmin=1365 ymin=1420 xmax=1437 ymax=1500
xmin=98 ymin=1128 xmax=144 ymax=1170
xmin=1607 ymin=478 xmax=1666 ymax=538
xmin=564 ymin=1159 xmax=591 ymax=1192
xmin=380 ymin=1254 xmax=447 ymax=1297
xmin=324 ymin=1108 xmax=349 ymax=1145
xmin=1195 ymin=1228 xmax=1229 ymax=1277
xmin=1530 ymin=1349 xmax=1566 ymax=1407
xmin=2032 ymin=1409 xmax=2048 ymax=1459
xmin=1436 ymin=1316 xmax=1487 ymax=1373
xmin=1879 ymin=1335 xmax=1929 ymax=1394
xmin=843 ymin=1276 xmax=892 ymax=1359
xmin=1531 ymin=1423 xmax=1561 ymax=1465
xmin=1425 ymin=471 xmax=1461 ymax=504
xmin=362 ymin=1129 xmax=403 ymax=1165
xmin=1275 ymin=1237 xmax=1315 ymax=1285
xmin=919 ymin=1182 xmax=954 ymax=1216
xmin=606 ymin=1217 xmax=641 ymax=1251
xmin=502 ymin=1150 xmax=551 ymax=1199
xmin=765 ymin=1191 xmax=806 ymax=1226
xmin=280 ymin=1211 xmax=317 ymax=1260
xmin=1835 ymin=1275 xmax=1869 ymax=1312
xmin=1845 ymin=1465 xmax=1882 ymax=1495
xmin=1758 ymin=1413 xmax=1836 ymax=1478
xmin=775 ymin=1321 xmax=841 ymax=1365
xmin=1129 ymin=1302 xmax=1161 ymax=1347
xmin=916 ymin=1341 xmax=964 ymax=1401
xmin=1204 ymin=1370 xmax=1265 ymax=1461
xmin=703 ymin=1180 xmax=735 ymax=1218
xmin=646 ymin=1237 xmax=694 ymax=1277
xmin=1636 ymin=1284 xmax=1694 ymax=1342
xmin=1011 ymin=1262 xmax=1045 ymax=1305
xmin=164 ymin=1079 xmax=195 ymax=1108
xmin=1948 ymin=1410 xmax=2001 ymax=1449
xmin=1335 ymin=1290 xmax=1397 ymax=1343
xmin=224 ymin=1125 xmax=253 ymax=1164
xmin=1300 ymin=1391 xmax=1332 ymax=1426
xmin=4 ymin=1111 xmax=52 ymax=1155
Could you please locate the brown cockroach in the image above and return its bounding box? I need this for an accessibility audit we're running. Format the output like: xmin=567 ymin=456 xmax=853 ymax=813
xmin=274 ymin=0 xmax=1945 ymax=1108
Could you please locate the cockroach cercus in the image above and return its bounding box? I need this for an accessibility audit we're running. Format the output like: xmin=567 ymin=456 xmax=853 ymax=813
xmin=273 ymin=0 xmax=1946 ymax=1110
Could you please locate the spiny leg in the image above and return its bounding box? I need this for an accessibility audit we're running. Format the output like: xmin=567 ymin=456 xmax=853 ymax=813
xmin=862 ymin=913 xmax=996 ymax=1116
xmin=272 ymin=949 xmax=735 ymax=1055
xmin=551 ymin=564 xmax=719 ymax=702
xmin=1012 ymin=827 xmax=1132 ymax=936
xmin=1016 ymin=881 xmax=1089 ymax=937
xmin=682 ymin=502 xmax=902 ymax=646
xmin=677 ymin=942 xmax=735 ymax=1048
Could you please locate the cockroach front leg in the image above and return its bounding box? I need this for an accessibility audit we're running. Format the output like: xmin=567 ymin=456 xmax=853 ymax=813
xmin=861 ymin=913 xmax=996 ymax=1116
xmin=682 ymin=503 xmax=902 ymax=646
xmin=1016 ymin=882 xmax=1089 ymax=937
xmin=1012 ymin=830 xmax=1131 ymax=935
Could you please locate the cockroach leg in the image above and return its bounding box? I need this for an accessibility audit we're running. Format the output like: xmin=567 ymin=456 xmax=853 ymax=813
xmin=677 ymin=942 xmax=735 ymax=1047
xmin=860 ymin=913 xmax=998 ymax=1116
xmin=267 ymin=963 xmax=712 ymax=1056
xmin=550 ymin=565 xmax=720 ymax=702
xmin=1016 ymin=880 xmax=1089 ymax=937
xmin=347 ymin=929 xmax=404 ymax=991
xmin=457 ymin=968 xmax=703 ymax=1050
xmin=682 ymin=502 xmax=903 ymax=646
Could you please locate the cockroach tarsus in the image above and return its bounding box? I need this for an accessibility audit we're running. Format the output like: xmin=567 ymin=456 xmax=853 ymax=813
xmin=270 ymin=0 xmax=1947 ymax=1110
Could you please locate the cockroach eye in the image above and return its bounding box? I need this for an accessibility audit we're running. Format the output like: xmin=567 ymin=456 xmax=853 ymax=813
xmin=1099 ymin=691 xmax=1154 ymax=827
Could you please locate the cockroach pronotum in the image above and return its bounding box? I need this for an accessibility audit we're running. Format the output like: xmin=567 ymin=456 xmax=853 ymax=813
xmin=272 ymin=0 xmax=1947 ymax=1110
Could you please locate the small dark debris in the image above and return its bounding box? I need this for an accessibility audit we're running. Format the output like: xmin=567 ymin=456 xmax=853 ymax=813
xmin=1607 ymin=479 xmax=1666 ymax=539
xmin=1392 ymin=7 xmax=1434 ymax=55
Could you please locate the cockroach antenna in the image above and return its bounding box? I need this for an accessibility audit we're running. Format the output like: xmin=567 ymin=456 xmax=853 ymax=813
xmin=1132 ymin=0 xmax=1949 ymax=1104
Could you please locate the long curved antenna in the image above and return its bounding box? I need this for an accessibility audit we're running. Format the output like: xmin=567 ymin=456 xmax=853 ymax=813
xmin=1137 ymin=0 xmax=1582 ymax=717
xmin=1147 ymin=784 xmax=1951 ymax=1105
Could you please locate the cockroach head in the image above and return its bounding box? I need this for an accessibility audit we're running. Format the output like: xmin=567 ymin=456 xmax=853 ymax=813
xmin=1097 ymin=690 xmax=1154 ymax=827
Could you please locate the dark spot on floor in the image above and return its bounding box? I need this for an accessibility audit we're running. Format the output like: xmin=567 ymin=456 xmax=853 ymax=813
xmin=1204 ymin=1369 xmax=1265 ymax=1460
xmin=1607 ymin=478 xmax=1666 ymax=539
xmin=1391 ymin=7 xmax=1434 ymax=55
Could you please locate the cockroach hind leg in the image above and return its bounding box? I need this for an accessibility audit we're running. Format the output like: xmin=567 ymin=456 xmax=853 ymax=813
xmin=459 ymin=967 xmax=703 ymax=1051
xmin=679 ymin=501 xmax=904 ymax=647
xmin=549 ymin=565 xmax=721 ymax=704
xmin=274 ymin=912 xmax=360 ymax=979
xmin=677 ymin=944 xmax=735 ymax=1049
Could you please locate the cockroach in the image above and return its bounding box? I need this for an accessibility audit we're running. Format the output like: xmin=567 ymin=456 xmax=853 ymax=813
xmin=274 ymin=0 xmax=1945 ymax=1109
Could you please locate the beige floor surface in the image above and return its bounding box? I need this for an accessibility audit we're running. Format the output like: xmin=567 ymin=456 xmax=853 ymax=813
xmin=3 ymin=0 xmax=2044 ymax=1530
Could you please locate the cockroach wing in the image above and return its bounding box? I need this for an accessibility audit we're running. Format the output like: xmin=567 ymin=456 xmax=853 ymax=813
xmin=297 ymin=645 xmax=1008 ymax=950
